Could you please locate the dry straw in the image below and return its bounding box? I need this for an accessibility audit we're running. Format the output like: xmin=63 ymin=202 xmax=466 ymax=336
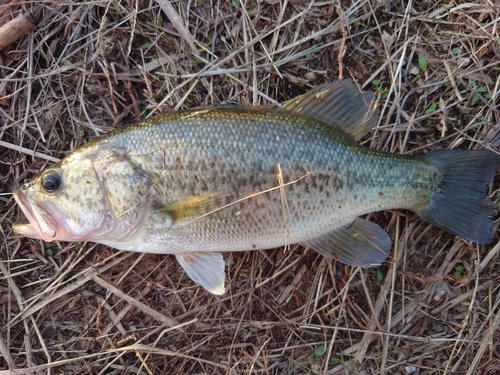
xmin=1 ymin=0 xmax=499 ymax=374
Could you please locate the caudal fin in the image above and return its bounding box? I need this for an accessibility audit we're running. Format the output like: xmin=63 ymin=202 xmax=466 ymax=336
xmin=417 ymin=149 xmax=499 ymax=244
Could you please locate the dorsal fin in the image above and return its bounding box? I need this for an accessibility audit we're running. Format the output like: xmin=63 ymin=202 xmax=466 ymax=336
xmin=278 ymin=80 xmax=379 ymax=141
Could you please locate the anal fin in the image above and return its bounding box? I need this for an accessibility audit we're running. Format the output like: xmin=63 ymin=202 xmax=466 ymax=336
xmin=301 ymin=218 xmax=391 ymax=268
xmin=176 ymin=252 xmax=226 ymax=295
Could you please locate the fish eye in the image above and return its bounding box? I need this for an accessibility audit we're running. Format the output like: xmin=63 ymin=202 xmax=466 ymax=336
xmin=41 ymin=170 xmax=61 ymax=193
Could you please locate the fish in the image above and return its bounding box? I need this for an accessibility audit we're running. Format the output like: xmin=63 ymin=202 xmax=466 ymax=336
xmin=12 ymin=80 xmax=500 ymax=295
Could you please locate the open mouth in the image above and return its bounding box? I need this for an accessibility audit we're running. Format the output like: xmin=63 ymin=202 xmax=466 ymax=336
xmin=13 ymin=189 xmax=58 ymax=242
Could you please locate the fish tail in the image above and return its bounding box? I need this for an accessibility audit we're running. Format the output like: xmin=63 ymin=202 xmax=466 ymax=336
xmin=416 ymin=149 xmax=499 ymax=243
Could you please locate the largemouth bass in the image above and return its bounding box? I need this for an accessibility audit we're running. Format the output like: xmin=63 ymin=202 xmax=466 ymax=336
xmin=13 ymin=80 xmax=499 ymax=294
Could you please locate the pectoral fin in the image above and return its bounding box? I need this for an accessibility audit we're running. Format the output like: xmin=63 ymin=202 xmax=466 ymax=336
xmin=279 ymin=80 xmax=379 ymax=141
xmin=154 ymin=192 xmax=232 ymax=227
xmin=176 ymin=252 xmax=226 ymax=295
xmin=301 ymin=218 xmax=391 ymax=268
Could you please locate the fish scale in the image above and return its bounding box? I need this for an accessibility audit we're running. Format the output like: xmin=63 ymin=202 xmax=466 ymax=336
xmin=13 ymin=80 xmax=500 ymax=295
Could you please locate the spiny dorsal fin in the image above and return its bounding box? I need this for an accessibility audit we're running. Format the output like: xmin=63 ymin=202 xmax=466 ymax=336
xmin=301 ymin=218 xmax=391 ymax=268
xmin=278 ymin=80 xmax=379 ymax=141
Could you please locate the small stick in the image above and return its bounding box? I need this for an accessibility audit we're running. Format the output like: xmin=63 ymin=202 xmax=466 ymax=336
xmin=0 ymin=333 xmax=17 ymax=370
xmin=0 ymin=0 xmax=21 ymax=18
xmin=336 ymin=0 xmax=347 ymax=80
xmin=443 ymin=60 xmax=464 ymax=102
xmin=156 ymin=0 xmax=199 ymax=53
xmin=0 ymin=140 xmax=60 ymax=162
xmin=0 ymin=11 xmax=38 ymax=50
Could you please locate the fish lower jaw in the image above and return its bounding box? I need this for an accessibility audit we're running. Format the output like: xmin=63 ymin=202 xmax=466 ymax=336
xmin=13 ymin=223 xmax=43 ymax=240
xmin=13 ymin=190 xmax=60 ymax=242
xmin=13 ymin=221 xmax=62 ymax=242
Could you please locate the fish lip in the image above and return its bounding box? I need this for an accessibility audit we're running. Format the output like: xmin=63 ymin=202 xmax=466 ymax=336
xmin=13 ymin=189 xmax=58 ymax=242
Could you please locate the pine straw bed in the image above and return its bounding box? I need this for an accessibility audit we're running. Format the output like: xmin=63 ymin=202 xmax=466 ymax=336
xmin=1 ymin=0 xmax=499 ymax=374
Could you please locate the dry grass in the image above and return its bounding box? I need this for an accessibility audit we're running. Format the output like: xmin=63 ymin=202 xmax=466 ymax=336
xmin=1 ymin=0 xmax=500 ymax=374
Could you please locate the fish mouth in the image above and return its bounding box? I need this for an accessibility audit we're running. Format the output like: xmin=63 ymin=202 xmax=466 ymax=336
xmin=13 ymin=189 xmax=59 ymax=242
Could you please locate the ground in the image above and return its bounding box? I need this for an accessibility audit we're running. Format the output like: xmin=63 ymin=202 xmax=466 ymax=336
xmin=0 ymin=0 xmax=499 ymax=374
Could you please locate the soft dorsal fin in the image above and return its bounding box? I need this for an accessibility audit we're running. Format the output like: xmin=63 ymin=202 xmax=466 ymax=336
xmin=278 ymin=80 xmax=379 ymax=141
xmin=301 ymin=218 xmax=391 ymax=268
